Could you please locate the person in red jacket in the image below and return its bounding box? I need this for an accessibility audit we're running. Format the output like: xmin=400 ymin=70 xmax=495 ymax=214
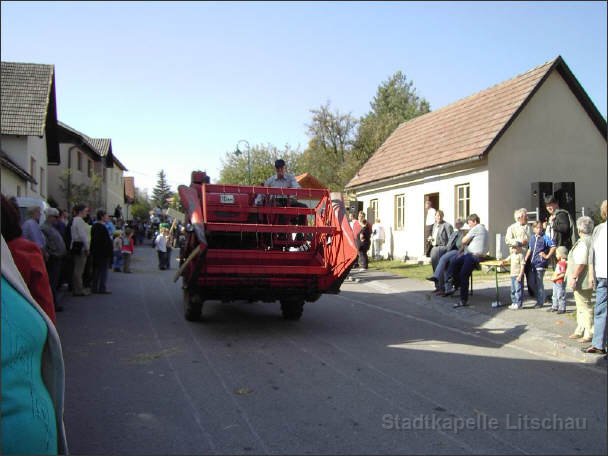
xmin=1 ymin=194 xmax=56 ymax=324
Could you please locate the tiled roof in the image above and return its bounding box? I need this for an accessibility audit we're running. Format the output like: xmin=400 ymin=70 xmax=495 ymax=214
xmin=296 ymin=172 xmax=326 ymax=189
xmin=346 ymin=56 xmax=606 ymax=189
xmin=1 ymin=61 xmax=54 ymax=136
xmin=87 ymin=137 xmax=111 ymax=157
xmin=57 ymin=121 xmax=127 ymax=171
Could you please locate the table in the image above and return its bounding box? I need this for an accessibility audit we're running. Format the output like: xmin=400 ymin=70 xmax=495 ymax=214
xmin=480 ymin=259 xmax=509 ymax=307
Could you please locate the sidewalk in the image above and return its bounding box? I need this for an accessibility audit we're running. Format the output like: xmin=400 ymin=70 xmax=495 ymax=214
xmin=348 ymin=269 xmax=607 ymax=366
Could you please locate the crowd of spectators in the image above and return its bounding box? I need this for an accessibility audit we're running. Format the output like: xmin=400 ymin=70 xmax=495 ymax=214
xmin=422 ymin=196 xmax=607 ymax=357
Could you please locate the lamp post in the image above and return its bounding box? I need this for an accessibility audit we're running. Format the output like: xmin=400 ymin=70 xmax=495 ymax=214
xmin=234 ymin=139 xmax=251 ymax=185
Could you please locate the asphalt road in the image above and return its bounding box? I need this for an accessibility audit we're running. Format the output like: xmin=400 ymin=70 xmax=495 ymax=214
xmin=57 ymin=241 xmax=607 ymax=455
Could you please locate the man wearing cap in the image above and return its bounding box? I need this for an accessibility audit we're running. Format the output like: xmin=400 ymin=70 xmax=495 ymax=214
xmin=264 ymin=159 xmax=300 ymax=189
xmin=263 ymin=159 xmax=307 ymax=227
xmin=41 ymin=207 xmax=68 ymax=312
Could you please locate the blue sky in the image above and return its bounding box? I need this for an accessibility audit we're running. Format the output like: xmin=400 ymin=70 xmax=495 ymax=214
xmin=2 ymin=1 xmax=606 ymax=192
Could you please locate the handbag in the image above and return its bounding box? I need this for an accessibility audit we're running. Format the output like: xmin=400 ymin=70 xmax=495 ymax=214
xmin=71 ymin=241 xmax=84 ymax=254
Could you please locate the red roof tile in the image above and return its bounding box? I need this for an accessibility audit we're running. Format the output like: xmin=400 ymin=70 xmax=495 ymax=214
xmin=346 ymin=58 xmax=559 ymax=188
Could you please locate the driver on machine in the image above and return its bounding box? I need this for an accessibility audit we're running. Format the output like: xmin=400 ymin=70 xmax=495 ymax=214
xmin=257 ymin=158 xmax=307 ymax=229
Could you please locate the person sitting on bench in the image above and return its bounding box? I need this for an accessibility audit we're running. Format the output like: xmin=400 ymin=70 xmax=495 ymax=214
xmin=445 ymin=213 xmax=489 ymax=308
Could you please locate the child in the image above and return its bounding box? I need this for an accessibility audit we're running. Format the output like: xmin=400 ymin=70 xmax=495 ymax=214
xmin=112 ymin=230 xmax=123 ymax=272
xmin=121 ymin=228 xmax=134 ymax=273
xmin=525 ymin=221 xmax=554 ymax=308
xmin=549 ymin=246 xmax=568 ymax=314
xmin=508 ymin=243 xmax=525 ymax=309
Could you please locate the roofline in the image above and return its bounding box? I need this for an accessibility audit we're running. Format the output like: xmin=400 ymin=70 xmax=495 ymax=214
xmin=483 ymin=56 xmax=607 ymax=158
xmin=0 ymin=149 xmax=37 ymax=183
xmin=57 ymin=122 xmax=101 ymax=160
xmin=345 ymin=155 xmax=484 ymax=192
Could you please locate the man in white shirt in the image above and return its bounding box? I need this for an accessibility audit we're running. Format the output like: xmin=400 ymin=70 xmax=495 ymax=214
xmin=372 ymin=218 xmax=386 ymax=260
xmin=505 ymin=208 xmax=535 ymax=298
xmin=155 ymin=228 xmax=168 ymax=270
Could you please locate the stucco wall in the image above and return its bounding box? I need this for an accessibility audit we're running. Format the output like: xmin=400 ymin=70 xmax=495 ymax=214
xmin=47 ymin=143 xmax=99 ymax=210
xmin=105 ymin=166 xmax=125 ymax=215
xmin=355 ymin=165 xmax=489 ymax=260
xmin=0 ymin=169 xmax=25 ymax=197
xmin=489 ymin=71 xmax=607 ymax=258
xmin=0 ymin=134 xmax=47 ymax=199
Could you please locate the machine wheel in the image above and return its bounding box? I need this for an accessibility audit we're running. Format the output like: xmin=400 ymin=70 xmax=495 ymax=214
xmin=280 ymin=297 xmax=304 ymax=321
xmin=183 ymin=288 xmax=203 ymax=321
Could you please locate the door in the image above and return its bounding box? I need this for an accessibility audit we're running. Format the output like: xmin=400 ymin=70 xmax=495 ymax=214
xmin=423 ymin=193 xmax=440 ymax=256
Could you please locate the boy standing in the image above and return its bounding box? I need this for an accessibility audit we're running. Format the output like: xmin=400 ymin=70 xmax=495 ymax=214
xmin=508 ymin=243 xmax=525 ymax=310
xmin=549 ymin=246 xmax=568 ymax=314
xmin=525 ymin=221 xmax=555 ymax=308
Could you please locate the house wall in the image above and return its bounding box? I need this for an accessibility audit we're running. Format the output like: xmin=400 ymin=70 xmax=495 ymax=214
xmin=47 ymin=143 xmax=100 ymax=211
xmin=105 ymin=165 xmax=125 ymax=216
xmin=355 ymin=163 xmax=489 ymax=260
xmin=1 ymin=134 xmax=47 ymax=199
xmin=489 ymin=71 xmax=607 ymax=258
xmin=0 ymin=168 xmax=25 ymax=197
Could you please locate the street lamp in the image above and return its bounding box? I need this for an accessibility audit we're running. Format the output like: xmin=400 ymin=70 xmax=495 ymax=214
xmin=234 ymin=139 xmax=251 ymax=185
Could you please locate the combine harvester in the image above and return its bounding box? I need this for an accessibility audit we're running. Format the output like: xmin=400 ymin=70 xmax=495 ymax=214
xmin=175 ymin=171 xmax=358 ymax=321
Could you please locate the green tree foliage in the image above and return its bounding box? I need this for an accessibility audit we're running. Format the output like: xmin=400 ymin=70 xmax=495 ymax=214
xmin=218 ymin=143 xmax=303 ymax=185
xmin=130 ymin=187 xmax=152 ymax=221
xmin=151 ymin=170 xmax=173 ymax=209
xmin=58 ymin=169 xmax=103 ymax=210
xmin=300 ymin=101 xmax=358 ymax=191
xmin=348 ymin=71 xmax=431 ymax=181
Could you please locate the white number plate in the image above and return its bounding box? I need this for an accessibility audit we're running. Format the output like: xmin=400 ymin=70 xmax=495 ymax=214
xmin=220 ymin=194 xmax=235 ymax=204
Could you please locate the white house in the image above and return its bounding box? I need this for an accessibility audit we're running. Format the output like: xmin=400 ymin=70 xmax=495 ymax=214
xmin=1 ymin=61 xmax=60 ymax=199
xmin=48 ymin=121 xmax=128 ymax=214
xmin=345 ymin=56 xmax=607 ymax=261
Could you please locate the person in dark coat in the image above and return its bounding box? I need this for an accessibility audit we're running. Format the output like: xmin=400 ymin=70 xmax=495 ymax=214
xmin=355 ymin=212 xmax=372 ymax=271
xmin=90 ymin=209 xmax=113 ymax=294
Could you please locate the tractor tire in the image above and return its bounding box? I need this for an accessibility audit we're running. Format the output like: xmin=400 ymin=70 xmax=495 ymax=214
xmin=184 ymin=288 xmax=203 ymax=322
xmin=280 ymin=297 xmax=304 ymax=321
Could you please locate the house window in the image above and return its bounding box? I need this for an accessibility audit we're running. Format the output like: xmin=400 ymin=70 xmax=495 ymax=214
xmin=77 ymin=151 xmax=82 ymax=171
xmin=370 ymin=199 xmax=378 ymax=223
xmin=87 ymin=160 xmax=93 ymax=178
xmin=455 ymin=183 xmax=470 ymax=220
xmin=40 ymin=167 xmax=46 ymax=197
xmin=394 ymin=194 xmax=405 ymax=230
xmin=102 ymin=167 xmax=107 ymax=183
xmin=16 ymin=185 xmax=22 ymax=197
xmin=30 ymin=157 xmax=37 ymax=191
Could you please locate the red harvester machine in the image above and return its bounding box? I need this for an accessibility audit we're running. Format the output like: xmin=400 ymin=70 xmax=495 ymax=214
xmin=176 ymin=171 xmax=358 ymax=321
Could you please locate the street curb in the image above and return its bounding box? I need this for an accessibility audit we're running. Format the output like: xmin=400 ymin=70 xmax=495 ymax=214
xmin=355 ymin=272 xmax=607 ymax=368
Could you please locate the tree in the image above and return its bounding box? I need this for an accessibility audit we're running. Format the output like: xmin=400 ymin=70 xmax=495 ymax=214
xmin=350 ymin=71 xmax=431 ymax=179
xmin=58 ymin=169 xmax=103 ymax=211
xmin=130 ymin=187 xmax=153 ymax=221
xmin=300 ymin=101 xmax=358 ymax=191
xmin=151 ymin=170 xmax=173 ymax=209
xmin=218 ymin=143 xmax=303 ymax=185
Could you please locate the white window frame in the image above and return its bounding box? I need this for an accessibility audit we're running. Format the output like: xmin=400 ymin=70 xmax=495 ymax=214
xmin=394 ymin=194 xmax=405 ymax=230
xmin=455 ymin=183 xmax=470 ymax=221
